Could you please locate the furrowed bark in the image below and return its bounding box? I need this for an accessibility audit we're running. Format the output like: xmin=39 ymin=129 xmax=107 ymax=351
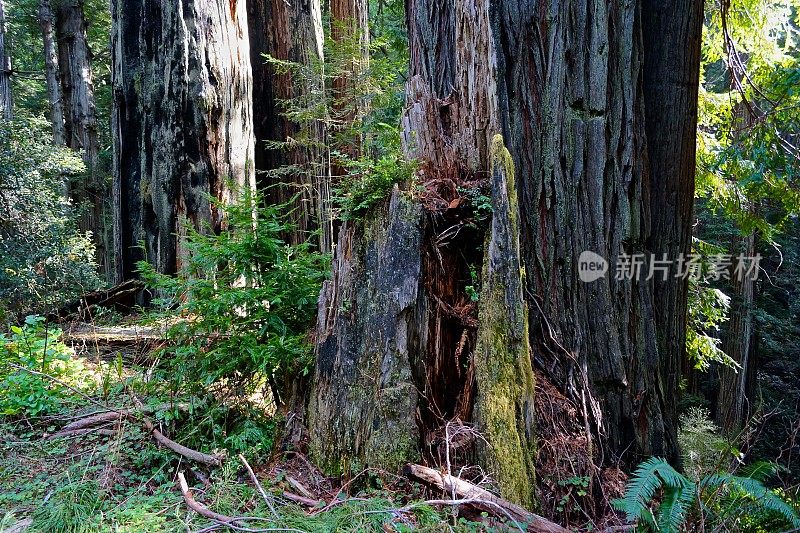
xmin=642 ymin=0 xmax=704 ymax=462
xmin=111 ymin=0 xmax=256 ymax=281
xmin=330 ymin=0 xmax=369 ymax=131
xmin=717 ymin=231 xmax=757 ymax=432
xmin=39 ymin=0 xmax=67 ymax=146
xmin=0 ymin=0 xmax=12 ymax=119
xmin=491 ymin=0 xmax=700 ymax=463
xmin=55 ymin=0 xmax=107 ymax=274
xmin=55 ymin=0 xmax=99 ymax=164
xmin=247 ymin=0 xmax=331 ymax=253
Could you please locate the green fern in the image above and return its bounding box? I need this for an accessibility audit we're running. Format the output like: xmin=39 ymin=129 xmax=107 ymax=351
xmin=613 ymin=457 xmax=693 ymax=533
xmin=702 ymin=473 xmax=800 ymax=529
xmin=615 ymin=457 xmax=800 ymax=532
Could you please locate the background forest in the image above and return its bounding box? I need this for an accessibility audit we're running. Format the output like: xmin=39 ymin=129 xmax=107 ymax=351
xmin=0 ymin=0 xmax=799 ymax=531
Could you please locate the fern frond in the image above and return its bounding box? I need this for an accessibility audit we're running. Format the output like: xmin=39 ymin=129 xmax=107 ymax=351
xmin=656 ymin=483 xmax=697 ymax=533
xmin=614 ymin=457 xmax=692 ymax=528
xmin=702 ymin=473 xmax=800 ymax=529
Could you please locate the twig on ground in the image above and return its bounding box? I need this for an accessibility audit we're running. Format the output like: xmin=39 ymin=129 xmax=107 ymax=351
xmin=238 ymin=453 xmax=279 ymax=518
xmin=178 ymin=472 xmax=238 ymax=524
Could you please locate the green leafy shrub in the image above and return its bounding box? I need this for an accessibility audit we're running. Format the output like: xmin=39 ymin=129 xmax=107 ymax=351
xmin=0 ymin=315 xmax=88 ymax=416
xmin=614 ymin=457 xmax=800 ymax=533
xmin=335 ymin=155 xmax=417 ymax=219
xmin=138 ymin=188 xmax=328 ymax=406
xmin=678 ymin=407 xmax=730 ymax=481
xmin=0 ymin=118 xmax=101 ymax=321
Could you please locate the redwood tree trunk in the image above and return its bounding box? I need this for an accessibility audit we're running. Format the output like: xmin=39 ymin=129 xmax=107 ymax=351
xmin=717 ymin=231 xmax=757 ymax=432
xmin=0 ymin=0 xmax=12 ymax=119
xmin=642 ymin=1 xmax=704 ymax=457
xmin=330 ymin=0 xmax=368 ymax=161
xmin=247 ymin=0 xmax=331 ymax=252
xmin=111 ymin=0 xmax=256 ymax=281
xmin=55 ymin=0 xmax=108 ymax=274
xmin=39 ymin=0 xmax=66 ymax=146
xmin=493 ymin=0 xmax=701 ymax=463
xmin=55 ymin=0 xmax=99 ymax=163
xmin=308 ymin=0 xmax=703 ymax=499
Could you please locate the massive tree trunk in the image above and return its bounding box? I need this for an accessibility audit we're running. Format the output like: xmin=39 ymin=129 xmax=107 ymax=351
xmin=0 ymin=0 xmax=12 ymax=119
xmin=39 ymin=0 xmax=66 ymax=146
xmin=55 ymin=0 xmax=108 ymax=274
xmin=716 ymin=231 xmax=757 ymax=432
xmin=247 ymin=0 xmax=331 ymax=252
xmin=309 ymin=0 xmax=538 ymax=505
xmin=111 ymin=0 xmax=256 ymax=281
xmin=493 ymin=0 xmax=701 ymax=463
xmin=309 ymin=0 xmax=703 ymax=501
xmin=642 ymin=0 xmax=704 ymax=460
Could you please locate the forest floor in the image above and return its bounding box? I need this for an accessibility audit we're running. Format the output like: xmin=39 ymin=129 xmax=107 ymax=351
xmin=0 ymin=319 xmax=535 ymax=533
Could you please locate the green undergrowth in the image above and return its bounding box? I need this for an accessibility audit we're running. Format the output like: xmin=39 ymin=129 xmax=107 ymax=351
xmin=0 ymin=418 xmax=499 ymax=532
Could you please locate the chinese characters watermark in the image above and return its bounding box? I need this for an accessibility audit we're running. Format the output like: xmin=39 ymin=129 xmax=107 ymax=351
xmin=578 ymin=251 xmax=761 ymax=283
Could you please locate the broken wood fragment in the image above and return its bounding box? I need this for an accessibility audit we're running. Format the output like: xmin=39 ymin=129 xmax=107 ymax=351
xmin=406 ymin=463 xmax=570 ymax=533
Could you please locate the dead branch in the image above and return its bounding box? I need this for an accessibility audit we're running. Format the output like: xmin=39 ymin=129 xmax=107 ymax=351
xmin=177 ymin=472 xmax=237 ymax=524
xmin=406 ymin=463 xmax=570 ymax=533
xmin=48 ymin=427 xmax=120 ymax=439
xmin=285 ymin=476 xmax=315 ymax=500
xmin=281 ymin=491 xmax=322 ymax=508
xmin=50 ymin=402 xmax=190 ymax=437
xmin=141 ymin=415 xmax=223 ymax=466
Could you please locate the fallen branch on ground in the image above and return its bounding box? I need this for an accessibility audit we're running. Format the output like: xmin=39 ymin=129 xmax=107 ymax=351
xmin=406 ymin=463 xmax=570 ymax=533
xmin=132 ymin=397 xmax=223 ymax=466
xmin=281 ymin=491 xmax=322 ymax=507
xmin=49 ymin=402 xmax=190 ymax=437
xmin=178 ymin=472 xmax=237 ymax=524
xmin=238 ymin=454 xmax=279 ymax=518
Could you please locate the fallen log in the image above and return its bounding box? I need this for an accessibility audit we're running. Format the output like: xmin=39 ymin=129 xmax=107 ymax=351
xmin=406 ymin=463 xmax=570 ymax=533
xmin=47 ymin=279 xmax=145 ymax=321
xmin=282 ymin=491 xmax=322 ymax=508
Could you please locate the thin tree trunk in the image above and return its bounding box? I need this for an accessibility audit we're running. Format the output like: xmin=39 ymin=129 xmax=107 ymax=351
xmin=0 ymin=0 xmax=12 ymax=119
xmin=717 ymin=231 xmax=757 ymax=432
xmin=247 ymin=0 xmax=331 ymax=253
xmin=111 ymin=0 xmax=256 ymax=282
xmin=39 ymin=0 xmax=67 ymax=147
xmin=330 ymin=0 xmax=368 ymax=159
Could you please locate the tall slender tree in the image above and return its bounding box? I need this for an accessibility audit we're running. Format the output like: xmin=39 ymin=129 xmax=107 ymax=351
xmin=54 ymin=0 xmax=107 ymax=273
xmin=0 ymin=0 xmax=12 ymax=119
xmin=39 ymin=0 xmax=66 ymax=147
xmin=111 ymin=0 xmax=256 ymax=282
xmin=55 ymin=0 xmax=98 ymax=163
